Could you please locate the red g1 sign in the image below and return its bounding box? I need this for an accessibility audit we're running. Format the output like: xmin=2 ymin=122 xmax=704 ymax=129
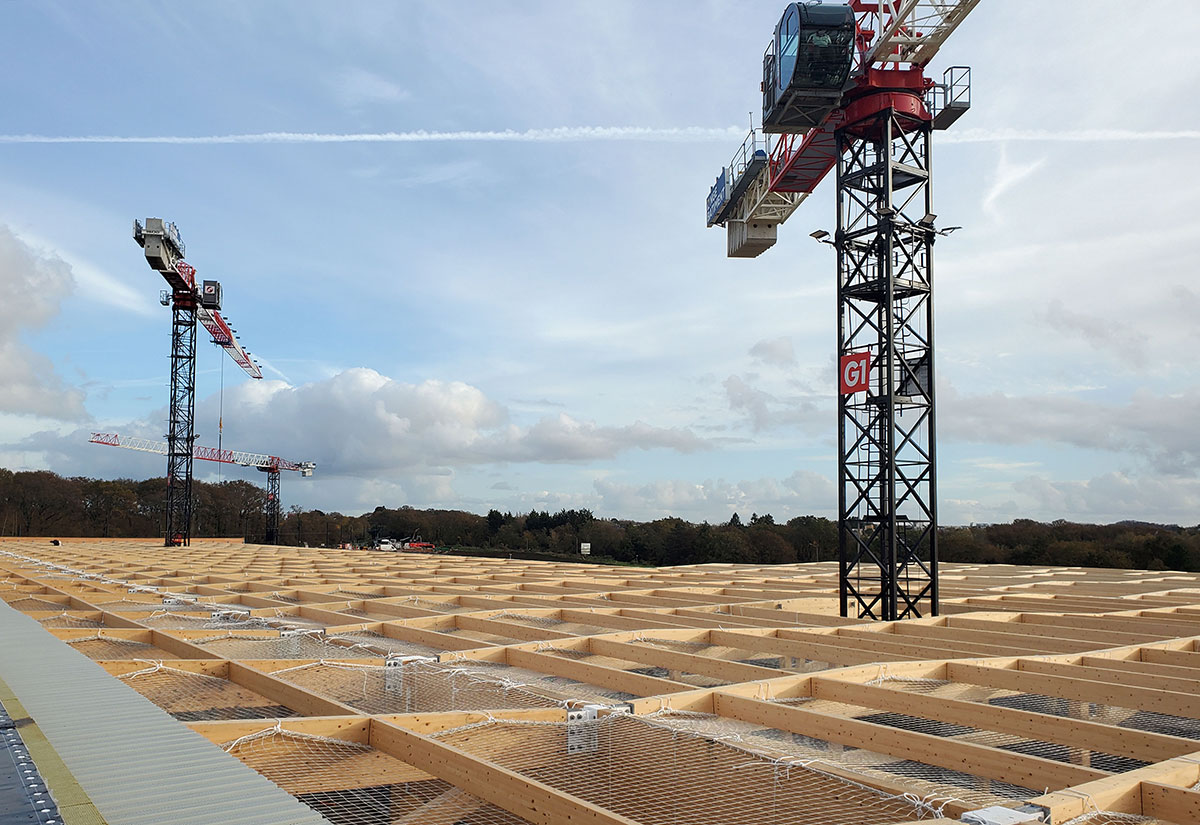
xmin=840 ymin=352 xmax=871 ymax=394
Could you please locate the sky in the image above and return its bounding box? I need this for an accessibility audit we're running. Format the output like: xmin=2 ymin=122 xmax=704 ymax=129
xmin=1 ymin=0 xmax=1199 ymax=527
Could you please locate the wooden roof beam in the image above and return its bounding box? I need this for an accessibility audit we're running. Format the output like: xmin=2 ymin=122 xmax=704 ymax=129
xmin=714 ymin=691 xmax=1107 ymax=792
xmin=809 ymin=675 xmax=1199 ymax=764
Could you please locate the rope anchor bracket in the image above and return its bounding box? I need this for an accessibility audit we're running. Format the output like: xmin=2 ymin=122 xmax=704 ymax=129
xmin=566 ymin=704 xmax=606 ymax=756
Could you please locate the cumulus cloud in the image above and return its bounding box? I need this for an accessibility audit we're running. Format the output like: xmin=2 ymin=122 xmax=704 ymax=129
xmin=943 ymin=385 xmax=1200 ymax=475
xmin=723 ymin=374 xmax=823 ymax=434
xmin=0 ymin=226 xmax=86 ymax=420
xmin=1012 ymin=472 xmax=1200 ymax=526
xmin=723 ymin=375 xmax=774 ymax=432
xmin=12 ymin=228 xmax=156 ymax=318
xmin=496 ymin=414 xmax=707 ymax=463
xmin=1039 ymin=299 xmax=1149 ymax=368
xmin=16 ymin=367 xmax=710 ymax=488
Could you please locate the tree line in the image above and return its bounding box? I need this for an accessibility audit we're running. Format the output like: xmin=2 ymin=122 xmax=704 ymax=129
xmin=2 ymin=469 xmax=1198 ymax=571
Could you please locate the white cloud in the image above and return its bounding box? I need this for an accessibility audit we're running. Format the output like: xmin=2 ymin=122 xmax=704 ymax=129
xmin=57 ymin=250 xmax=157 ymax=318
xmin=749 ymin=336 xmax=796 ymax=367
xmin=10 ymin=227 xmax=157 ymax=317
xmin=0 ymin=226 xmax=86 ymax=420
xmin=943 ymin=129 xmax=1200 ymax=145
xmin=592 ymin=470 xmax=835 ymax=522
xmin=723 ymin=374 xmax=824 ymax=434
xmin=1039 ymin=299 xmax=1149 ymax=369
xmin=943 ymin=384 xmax=1200 ymax=475
xmin=15 ymin=368 xmax=712 ymax=490
xmin=723 ymin=375 xmax=774 ymax=432
xmin=1012 ymin=472 xmax=1200 ymax=526
xmin=4 ymin=1 xmax=1200 ymax=531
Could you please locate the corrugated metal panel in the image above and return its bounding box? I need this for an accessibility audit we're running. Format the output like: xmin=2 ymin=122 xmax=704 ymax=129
xmin=0 ymin=602 xmax=330 ymax=825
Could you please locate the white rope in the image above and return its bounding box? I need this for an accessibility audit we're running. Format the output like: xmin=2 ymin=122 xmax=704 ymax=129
xmin=1063 ymin=813 xmax=1157 ymax=825
xmin=1054 ymin=788 xmax=1104 ymax=818
xmin=63 ymin=632 xmax=105 ymax=644
xmin=222 ymin=721 xmax=287 ymax=753
xmin=116 ymin=659 xmax=168 ymax=680
xmin=269 ymin=659 xmax=338 ymax=676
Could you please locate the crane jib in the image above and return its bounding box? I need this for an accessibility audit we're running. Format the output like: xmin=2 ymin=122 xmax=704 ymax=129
xmin=89 ymin=433 xmax=314 ymax=475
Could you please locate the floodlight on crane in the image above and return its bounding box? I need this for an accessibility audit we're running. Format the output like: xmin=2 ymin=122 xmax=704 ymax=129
xmin=706 ymin=1 xmax=981 ymax=620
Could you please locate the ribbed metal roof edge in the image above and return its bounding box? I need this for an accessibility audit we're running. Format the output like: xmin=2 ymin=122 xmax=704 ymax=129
xmin=0 ymin=601 xmax=330 ymax=825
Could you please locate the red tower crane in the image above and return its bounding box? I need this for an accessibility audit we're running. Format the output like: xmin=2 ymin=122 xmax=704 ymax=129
xmin=707 ymin=2 xmax=980 ymax=620
xmin=133 ymin=219 xmax=263 ymax=547
xmin=89 ymin=433 xmax=314 ymax=544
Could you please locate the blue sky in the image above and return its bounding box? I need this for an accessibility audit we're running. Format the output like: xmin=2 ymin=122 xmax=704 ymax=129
xmin=2 ymin=1 xmax=1199 ymax=526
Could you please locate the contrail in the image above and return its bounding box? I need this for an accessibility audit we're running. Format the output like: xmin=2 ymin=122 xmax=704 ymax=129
xmin=0 ymin=126 xmax=745 ymax=145
xmin=942 ymin=128 xmax=1200 ymax=144
xmin=3 ymin=125 xmax=1194 ymax=147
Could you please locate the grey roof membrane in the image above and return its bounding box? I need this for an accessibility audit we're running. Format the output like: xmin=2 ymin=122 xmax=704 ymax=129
xmin=0 ymin=602 xmax=330 ymax=825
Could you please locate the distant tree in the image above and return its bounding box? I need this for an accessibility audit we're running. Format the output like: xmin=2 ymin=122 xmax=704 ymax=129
xmin=784 ymin=515 xmax=836 ymax=562
xmin=486 ymin=509 xmax=505 ymax=533
xmin=747 ymin=527 xmax=792 ymax=564
xmin=6 ymin=466 xmax=1200 ymax=571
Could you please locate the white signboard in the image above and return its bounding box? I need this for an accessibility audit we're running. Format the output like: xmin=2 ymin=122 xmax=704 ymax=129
xmin=580 ymin=542 xmax=592 ymax=556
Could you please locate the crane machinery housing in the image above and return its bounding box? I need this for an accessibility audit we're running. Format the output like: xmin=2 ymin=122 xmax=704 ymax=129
xmin=89 ymin=433 xmax=314 ymax=545
xmin=707 ymin=1 xmax=979 ymax=621
xmin=133 ymin=218 xmax=263 ymax=547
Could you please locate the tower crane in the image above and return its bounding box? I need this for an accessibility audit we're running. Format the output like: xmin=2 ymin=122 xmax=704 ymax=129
xmin=133 ymin=219 xmax=263 ymax=547
xmin=707 ymin=2 xmax=980 ymax=620
xmin=89 ymin=433 xmax=314 ymax=545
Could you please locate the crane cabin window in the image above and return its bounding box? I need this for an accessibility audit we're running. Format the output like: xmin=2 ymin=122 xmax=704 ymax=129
xmin=763 ymin=3 xmax=856 ymax=132
xmin=777 ymin=5 xmax=800 ymax=97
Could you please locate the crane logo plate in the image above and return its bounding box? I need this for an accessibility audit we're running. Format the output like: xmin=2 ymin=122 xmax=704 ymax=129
xmin=840 ymin=352 xmax=871 ymax=395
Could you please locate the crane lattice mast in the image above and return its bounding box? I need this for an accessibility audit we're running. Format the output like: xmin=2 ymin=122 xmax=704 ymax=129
xmin=133 ymin=219 xmax=263 ymax=547
xmin=707 ymin=1 xmax=979 ymax=620
xmin=89 ymin=433 xmax=314 ymax=545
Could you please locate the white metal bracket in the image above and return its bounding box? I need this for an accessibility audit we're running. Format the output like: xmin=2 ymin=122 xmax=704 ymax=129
xmin=566 ymin=704 xmax=607 ymax=755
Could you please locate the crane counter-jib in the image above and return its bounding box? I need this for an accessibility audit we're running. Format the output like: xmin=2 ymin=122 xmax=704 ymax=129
xmin=705 ymin=129 xmax=771 ymax=227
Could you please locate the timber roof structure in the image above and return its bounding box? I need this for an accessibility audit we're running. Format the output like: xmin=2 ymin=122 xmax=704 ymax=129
xmin=3 ymin=538 xmax=1200 ymax=825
